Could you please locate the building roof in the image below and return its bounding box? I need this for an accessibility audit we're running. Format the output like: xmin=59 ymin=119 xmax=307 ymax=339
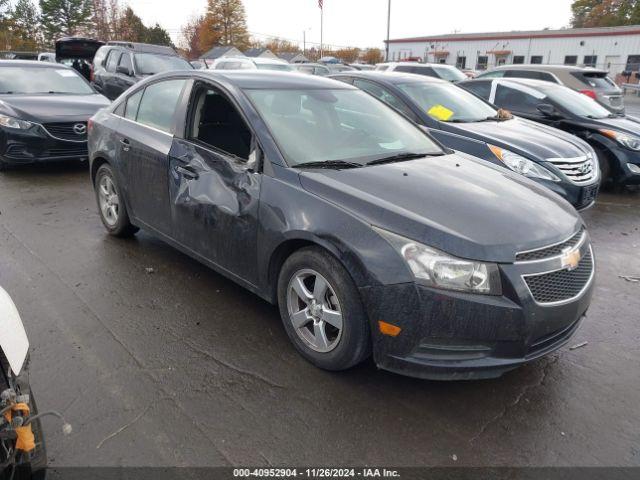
xmin=200 ymin=46 xmax=243 ymax=60
xmin=244 ymin=47 xmax=274 ymax=57
xmin=279 ymin=52 xmax=310 ymax=63
xmin=386 ymin=24 xmax=640 ymax=44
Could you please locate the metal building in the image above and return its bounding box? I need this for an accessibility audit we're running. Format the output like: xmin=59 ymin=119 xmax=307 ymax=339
xmin=385 ymin=25 xmax=640 ymax=76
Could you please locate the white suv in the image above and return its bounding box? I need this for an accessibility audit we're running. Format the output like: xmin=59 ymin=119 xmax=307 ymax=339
xmin=212 ymin=57 xmax=294 ymax=72
xmin=375 ymin=62 xmax=467 ymax=82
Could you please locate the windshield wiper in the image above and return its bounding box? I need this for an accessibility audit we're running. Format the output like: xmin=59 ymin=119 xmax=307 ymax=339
xmin=292 ymin=160 xmax=363 ymax=169
xmin=366 ymin=152 xmax=442 ymax=166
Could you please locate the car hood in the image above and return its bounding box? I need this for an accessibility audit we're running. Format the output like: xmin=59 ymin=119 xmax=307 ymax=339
xmin=299 ymin=153 xmax=581 ymax=263
xmin=442 ymin=117 xmax=590 ymax=160
xmin=0 ymin=94 xmax=110 ymax=123
xmin=585 ymin=114 xmax=640 ymax=135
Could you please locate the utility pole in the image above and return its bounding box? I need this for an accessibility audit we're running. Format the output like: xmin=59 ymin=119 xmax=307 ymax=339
xmin=320 ymin=3 xmax=324 ymax=58
xmin=303 ymin=30 xmax=306 ymax=55
xmin=386 ymin=0 xmax=391 ymax=61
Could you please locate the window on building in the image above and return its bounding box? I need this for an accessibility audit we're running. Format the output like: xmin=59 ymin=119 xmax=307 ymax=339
xmin=513 ymin=55 xmax=525 ymax=64
xmin=583 ymin=55 xmax=597 ymax=67
xmin=476 ymin=55 xmax=488 ymax=70
xmin=626 ymin=55 xmax=640 ymax=72
xmin=530 ymin=56 xmax=543 ymax=64
xmin=564 ymin=55 xmax=578 ymax=66
xmin=456 ymin=56 xmax=466 ymax=69
xmin=438 ymin=58 xmax=446 ymax=64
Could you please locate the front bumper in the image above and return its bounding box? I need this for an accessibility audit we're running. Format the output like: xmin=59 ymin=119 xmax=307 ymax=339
xmin=361 ymin=237 xmax=595 ymax=380
xmin=536 ymin=177 xmax=599 ymax=211
xmin=0 ymin=124 xmax=88 ymax=165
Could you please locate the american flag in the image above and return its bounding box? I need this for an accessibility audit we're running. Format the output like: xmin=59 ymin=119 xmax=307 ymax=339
xmin=318 ymin=0 xmax=323 ymax=9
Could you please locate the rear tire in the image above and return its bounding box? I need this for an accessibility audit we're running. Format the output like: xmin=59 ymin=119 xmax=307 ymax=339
xmin=277 ymin=247 xmax=371 ymax=371
xmin=94 ymin=163 xmax=138 ymax=237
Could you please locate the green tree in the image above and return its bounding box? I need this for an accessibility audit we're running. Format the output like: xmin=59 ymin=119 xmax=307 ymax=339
xmin=571 ymin=0 xmax=640 ymax=27
xmin=117 ymin=6 xmax=146 ymax=42
xmin=200 ymin=0 xmax=250 ymax=52
xmin=144 ymin=23 xmax=172 ymax=46
xmin=39 ymin=0 xmax=93 ymax=43
xmin=11 ymin=0 xmax=41 ymax=47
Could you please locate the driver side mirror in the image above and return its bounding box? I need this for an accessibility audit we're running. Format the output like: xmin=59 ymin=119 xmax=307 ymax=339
xmin=537 ymin=103 xmax=560 ymax=118
xmin=116 ymin=65 xmax=132 ymax=76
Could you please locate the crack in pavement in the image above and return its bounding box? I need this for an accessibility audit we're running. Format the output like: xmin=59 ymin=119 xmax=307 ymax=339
xmin=469 ymin=356 xmax=560 ymax=444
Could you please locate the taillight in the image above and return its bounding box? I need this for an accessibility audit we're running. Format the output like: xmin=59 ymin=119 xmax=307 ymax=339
xmin=89 ymin=65 xmax=95 ymax=82
xmin=579 ymin=89 xmax=597 ymax=100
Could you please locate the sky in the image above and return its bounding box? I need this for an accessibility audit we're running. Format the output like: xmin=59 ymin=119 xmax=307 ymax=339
xmin=125 ymin=0 xmax=575 ymax=49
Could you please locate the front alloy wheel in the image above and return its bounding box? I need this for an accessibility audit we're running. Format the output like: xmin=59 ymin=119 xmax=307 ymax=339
xmin=98 ymin=175 xmax=120 ymax=227
xmin=277 ymin=247 xmax=371 ymax=371
xmin=287 ymin=269 xmax=343 ymax=353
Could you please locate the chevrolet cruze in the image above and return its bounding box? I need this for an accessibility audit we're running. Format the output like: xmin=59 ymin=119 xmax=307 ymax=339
xmin=88 ymin=71 xmax=595 ymax=380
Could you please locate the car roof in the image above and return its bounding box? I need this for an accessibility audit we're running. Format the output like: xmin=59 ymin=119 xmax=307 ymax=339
xmin=0 ymin=59 xmax=73 ymax=69
xmin=488 ymin=64 xmax=607 ymax=74
xmin=378 ymin=62 xmax=457 ymax=68
xmin=172 ymin=70 xmax=356 ymax=90
xmin=475 ymin=77 xmax=564 ymax=91
xmin=294 ymin=63 xmax=328 ymax=68
xmin=332 ymin=70 xmax=447 ymax=85
xmin=106 ymin=41 xmax=177 ymax=56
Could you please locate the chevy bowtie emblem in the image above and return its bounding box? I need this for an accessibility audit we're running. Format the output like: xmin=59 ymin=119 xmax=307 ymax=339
xmin=73 ymin=123 xmax=87 ymax=135
xmin=561 ymin=248 xmax=582 ymax=271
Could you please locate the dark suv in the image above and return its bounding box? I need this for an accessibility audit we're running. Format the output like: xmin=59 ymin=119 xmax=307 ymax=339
xmin=92 ymin=42 xmax=192 ymax=100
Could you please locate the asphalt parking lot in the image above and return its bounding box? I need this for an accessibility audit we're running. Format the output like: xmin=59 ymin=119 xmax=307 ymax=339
xmin=0 ymin=157 xmax=639 ymax=467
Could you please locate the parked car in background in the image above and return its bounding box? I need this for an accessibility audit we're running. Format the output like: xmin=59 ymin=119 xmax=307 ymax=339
xmin=477 ymin=65 xmax=624 ymax=114
xmin=0 ymin=61 xmax=110 ymax=170
xmin=333 ymin=71 xmax=600 ymax=209
xmin=460 ymin=77 xmax=640 ymax=187
xmin=92 ymin=42 xmax=192 ymax=100
xmin=89 ymin=70 xmax=593 ymax=380
xmin=212 ymin=56 xmax=294 ymax=71
xmin=349 ymin=63 xmax=375 ymax=71
xmin=0 ymin=286 xmax=47 ymax=479
xmin=190 ymin=60 xmax=208 ymax=70
xmin=292 ymin=63 xmax=331 ymax=76
xmin=462 ymin=69 xmax=480 ymax=78
xmin=55 ymin=37 xmax=104 ymax=81
xmin=37 ymin=52 xmax=56 ymax=63
xmin=375 ymin=62 xmax=468 ymax=82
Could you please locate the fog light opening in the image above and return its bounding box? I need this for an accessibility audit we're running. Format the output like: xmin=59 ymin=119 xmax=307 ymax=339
xmin=627 ymin=163 xmax=640 ymax=174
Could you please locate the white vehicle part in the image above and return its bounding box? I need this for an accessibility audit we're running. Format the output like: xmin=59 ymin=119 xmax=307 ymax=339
xmin=0 ymin=287 xmax=29 ymax=375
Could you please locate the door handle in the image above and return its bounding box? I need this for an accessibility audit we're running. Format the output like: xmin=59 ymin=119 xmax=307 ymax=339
xmin=120 ymin=138 xmax=130 ymax=152
xmin=176 ymin=165 xmax=199 ymax=180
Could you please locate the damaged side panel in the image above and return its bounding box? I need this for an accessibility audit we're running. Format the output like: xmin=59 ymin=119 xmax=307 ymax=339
xmin=168 ymin=138 xmax=261 ymax=285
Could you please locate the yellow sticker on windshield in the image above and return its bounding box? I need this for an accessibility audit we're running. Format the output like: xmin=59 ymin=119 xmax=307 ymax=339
xmin=427 ymin=104 xmax=454 ymax=121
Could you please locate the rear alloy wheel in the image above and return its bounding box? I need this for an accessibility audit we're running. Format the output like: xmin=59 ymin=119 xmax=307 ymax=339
xmin=278 ymin=247 xmax=371 ymax=371
xmin=95 ymin=164 xmax=138 ymax=237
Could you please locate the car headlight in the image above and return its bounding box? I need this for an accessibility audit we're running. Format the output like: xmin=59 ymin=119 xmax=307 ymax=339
xmin=0 ymin=113 xmax=33 ymax=130
xmin=488 ymin=145 xmax=560 ymax=181
xmin=600 ymin=129 xmax=640 ymax=151
xmin=374 ymin=227 xmax=502 ymax=295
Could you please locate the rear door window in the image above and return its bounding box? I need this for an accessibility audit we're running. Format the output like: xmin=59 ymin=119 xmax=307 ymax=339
xmin=494 ymin=84 xmax=543 ymax=114
xmin=136 ymin=80 xmax=187 ymax=133
xmin=460 ymin=81 xmax=492 ymax=100
xmin=353 ymin=79 xmax=416 ymax=120
xmin=105 ymin=51 xmax=121 ymax=73
xmin=118 ymin=53 xmax=133 ymax=74
xmin=124 ymin=89 xmax=143 ymax=120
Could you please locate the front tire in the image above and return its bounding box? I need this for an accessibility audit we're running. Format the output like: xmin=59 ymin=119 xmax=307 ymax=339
xmin=595 ymin=148 xmax=612 ymax=187
xmin=94 ymin=163 xmax=138 ymax=237
xmin=277 ymin=247 xmax=371 ymax=371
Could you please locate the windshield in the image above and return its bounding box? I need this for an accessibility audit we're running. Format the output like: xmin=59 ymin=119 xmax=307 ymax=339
xmin=398 ymin=82 xmax=497 ymax=122
xmin=246 ymin=89 xmax=443 ymax=166
xmin=0 ymin=66 xmax=94 ymax=94
xmin=539 ymin=84 xmax=613 ymax=119
xmin=432 ymin=66 xmax=467 ymax=82
xmin=256 ymin=63 xmax=294 ymax=71
xmin=133 ymin=53 xmax=192 ymax=75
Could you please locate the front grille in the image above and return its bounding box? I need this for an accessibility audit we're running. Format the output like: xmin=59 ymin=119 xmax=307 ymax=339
xmin=546 ymin=155 xmax=596 ymax=184
xmin=45 ymin=145 xmax=88 ymax=157
xmin=524 ymin=249 xmax=593 ymax=304
xmin=42 ymin=122 xmax=87 ymax=141
xmin=516 ymin=228 xmax=584 ymax=262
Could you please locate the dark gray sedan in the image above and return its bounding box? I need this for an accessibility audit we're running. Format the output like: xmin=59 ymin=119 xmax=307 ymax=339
xmin=88 ymin=71 xmax=594 ymax=380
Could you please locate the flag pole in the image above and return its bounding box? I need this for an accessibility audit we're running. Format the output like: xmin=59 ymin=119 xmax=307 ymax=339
xmin=320 ymin=2 xmax=324 ymax=59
